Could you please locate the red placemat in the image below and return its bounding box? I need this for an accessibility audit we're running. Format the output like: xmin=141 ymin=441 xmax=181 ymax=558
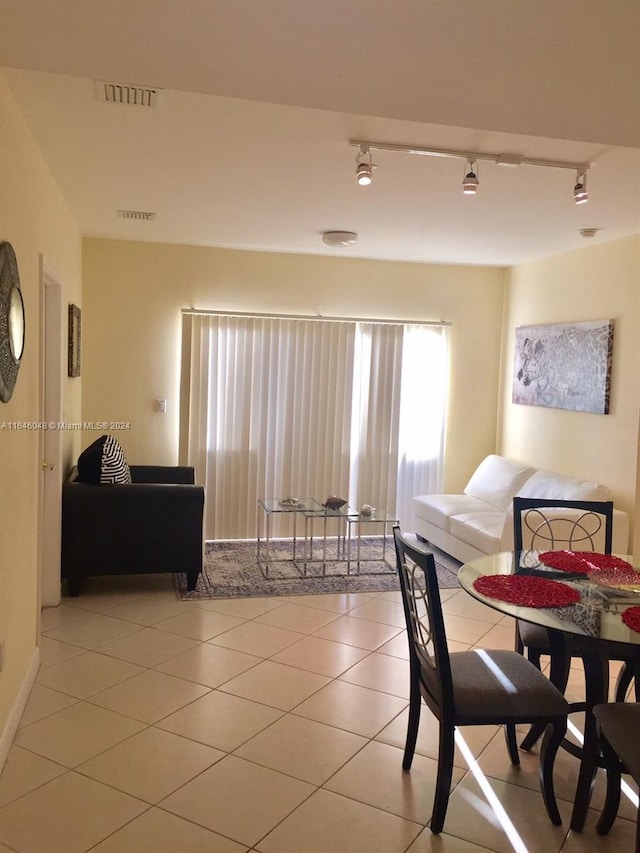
xmin=588 ymin=567 xmax=640 ymax=588
xmin=473 ymin=574 xmax=581 ymax=608
xmin=538 ymin=551 xmax=633 ymax=574
xmin=622 ymin=606 xmax=640 ymax=633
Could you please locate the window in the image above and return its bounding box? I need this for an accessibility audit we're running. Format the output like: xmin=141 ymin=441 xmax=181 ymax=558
xmin=181 ymin=312 xmax=448 ymax=539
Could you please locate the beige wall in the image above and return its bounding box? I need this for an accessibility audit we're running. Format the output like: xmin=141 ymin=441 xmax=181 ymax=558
xmin=0 ymin=75 xmax=82 ymax=737
xmin=499 ymin=235 xmax=640 ymax=541
xmin=82 ymin=239 xmax=506 ymax=492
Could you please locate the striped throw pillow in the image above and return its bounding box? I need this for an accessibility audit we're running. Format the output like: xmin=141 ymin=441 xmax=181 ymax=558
xmin=100 ymin=435 xmax=132 ymax=484
xmin=77 ymin=434 xmax=132 ymax=485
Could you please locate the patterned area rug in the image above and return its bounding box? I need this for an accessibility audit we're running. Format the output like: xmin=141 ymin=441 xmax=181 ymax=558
xmin=175 ymin=537 xmax=460 ymax=599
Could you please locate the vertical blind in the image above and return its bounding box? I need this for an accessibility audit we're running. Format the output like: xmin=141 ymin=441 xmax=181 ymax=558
xmin=181 ymin=312 xmax=449 ymax=539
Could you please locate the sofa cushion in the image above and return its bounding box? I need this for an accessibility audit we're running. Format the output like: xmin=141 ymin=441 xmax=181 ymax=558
xmin=449 ymin=512 xmax=506 ymax=554
xmin=413 ymin=494 xmax=496 ymax=534
xmin=516 ymin=469 xmax=611 ymax=502
xmin=463 ymin=455 xmax=536 ymax=512
xmin=77 ymin=434 xmax=132 ymax=485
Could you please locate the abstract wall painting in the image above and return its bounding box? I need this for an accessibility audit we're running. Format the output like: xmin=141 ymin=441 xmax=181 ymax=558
xmin=512 ymin=319 xmax=614 ymax=414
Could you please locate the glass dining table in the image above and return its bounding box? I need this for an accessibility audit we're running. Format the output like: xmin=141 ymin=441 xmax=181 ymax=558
xmin=458 ymin=549 xmax=640 ymax=833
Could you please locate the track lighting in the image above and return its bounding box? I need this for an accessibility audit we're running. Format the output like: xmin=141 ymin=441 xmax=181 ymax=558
xmin=574 ymin=170 xmax=588 ymax=204
xmin=355 ymin=146 xmax=373 ymax=186
xmin=462 ymin=160 xmax=479 ymax=195
xmin=348 ymin=139 xmax=591 ymax=204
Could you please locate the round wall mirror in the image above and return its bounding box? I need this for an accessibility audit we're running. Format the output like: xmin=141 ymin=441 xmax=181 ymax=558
xmin=0 ymin=242 xmax=25 ymax=403
xmin=9 ymin=286 xmax=25 ymax=362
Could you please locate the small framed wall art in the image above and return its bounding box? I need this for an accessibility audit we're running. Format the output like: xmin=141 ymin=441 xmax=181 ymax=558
xmin=68 ymin=303 xmax=81 ymax=378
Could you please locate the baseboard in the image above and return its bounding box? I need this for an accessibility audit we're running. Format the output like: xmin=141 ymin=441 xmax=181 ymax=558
xmin=0 ymin=646 xmax=40 ymax=773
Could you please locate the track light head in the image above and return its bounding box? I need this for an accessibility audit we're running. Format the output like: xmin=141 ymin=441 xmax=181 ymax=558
xmin=462 ymin=160 xmax=478 ymax=195
xmin=355 ymin=146 xmax=373 ymax=186
xmin=356 ymin=162 xmax=372 ymax=185
xmin=574 ymin=171 xmax=588 ymax=204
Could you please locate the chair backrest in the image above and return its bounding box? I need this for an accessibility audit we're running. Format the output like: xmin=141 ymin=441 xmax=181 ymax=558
xmin=513 ymin=497 xmax=614 ymax=554
xmin=393 ymin=526 xmax=454 ymax=716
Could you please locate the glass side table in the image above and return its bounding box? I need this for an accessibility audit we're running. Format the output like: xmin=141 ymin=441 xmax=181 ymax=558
xmin=302 ymin=505 xmax=358 ymax=575
xmin=257 ymin=498 xmax=323 ymax=577
xmin=346 ymin=509 xmax=399 ymax=573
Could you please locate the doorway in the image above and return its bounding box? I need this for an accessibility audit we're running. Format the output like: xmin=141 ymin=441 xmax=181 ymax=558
xmin=38 ymin=258 xmax=63 ymax=609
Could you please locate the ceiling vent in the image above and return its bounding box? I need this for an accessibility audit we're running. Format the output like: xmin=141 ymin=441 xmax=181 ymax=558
xmin=95 ymin=80 xmax=164 ymax=108
xmin=117 ymin=210 xmax=156 ymax=221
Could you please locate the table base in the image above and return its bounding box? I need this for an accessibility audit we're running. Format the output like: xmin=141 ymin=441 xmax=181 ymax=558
xmin=519 ymin=629 xmax=640 ymax=833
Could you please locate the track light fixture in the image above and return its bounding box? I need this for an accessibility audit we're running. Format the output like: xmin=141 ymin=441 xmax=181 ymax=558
xmin=348 ymin=139 xmax=590 ymax=204
xmin=355 ymin=145 xmax=373 ymax=186
xmin=574 ymin=170 xmax=588 ymax=204
xmin=462 ymin=159 xmax=479 ymax=195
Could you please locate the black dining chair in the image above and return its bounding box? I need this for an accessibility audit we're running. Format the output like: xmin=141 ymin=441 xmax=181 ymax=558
xmin=513 ymin=497 xmax=637 ymax=706
xmin=393 ymin=526 xmax=569 ymax=834
xmin=593 ymin=702 xmax=640 ymax=852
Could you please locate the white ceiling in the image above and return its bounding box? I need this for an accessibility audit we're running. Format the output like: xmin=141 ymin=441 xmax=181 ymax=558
xmin=2 ymin=0 xmax=639 ymax=266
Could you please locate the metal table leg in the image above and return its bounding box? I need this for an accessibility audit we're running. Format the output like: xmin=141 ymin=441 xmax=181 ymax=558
xmin=264 ymin=510 xmax=271 ymax=578
xmin=322 ymin=514 xmax=327 ymax=576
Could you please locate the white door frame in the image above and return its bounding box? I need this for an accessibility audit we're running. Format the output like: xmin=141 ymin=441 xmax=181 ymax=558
xmin=38 ymin=257 xmax=64 ymax=610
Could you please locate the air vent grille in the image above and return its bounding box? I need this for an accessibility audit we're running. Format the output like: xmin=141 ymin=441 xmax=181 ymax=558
xmin=95 ymin=80 xmax=163 ymax=108
xmin=117 ymin=210 xmax=157 ymax=221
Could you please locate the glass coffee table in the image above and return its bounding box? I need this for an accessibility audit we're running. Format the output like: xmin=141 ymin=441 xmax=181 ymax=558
xmin=257 ymin=499 xmax=398 ymax=578
xmin=346 ymin=509 xmax=398 ymax=573
xmin=302 ymin=504 xmax=357 ymax=575
xmin=257 ymin=498 xmax=323 ymax=577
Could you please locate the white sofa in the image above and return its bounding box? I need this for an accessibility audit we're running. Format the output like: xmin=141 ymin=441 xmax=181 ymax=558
xmin=412 ymin=454 xmax=630 ymax=564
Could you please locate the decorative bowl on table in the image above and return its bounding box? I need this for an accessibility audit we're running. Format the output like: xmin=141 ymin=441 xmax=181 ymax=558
xmin=323 ymin=495 xmax=347 ymax=510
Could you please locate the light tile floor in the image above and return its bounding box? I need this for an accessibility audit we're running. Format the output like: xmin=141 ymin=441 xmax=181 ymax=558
xmin=0 ymin=556 xmax=637 ymax=853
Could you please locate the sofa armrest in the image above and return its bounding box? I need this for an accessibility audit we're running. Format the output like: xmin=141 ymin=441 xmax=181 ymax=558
xmin=129 ymin=465 xmax=196 ymax=484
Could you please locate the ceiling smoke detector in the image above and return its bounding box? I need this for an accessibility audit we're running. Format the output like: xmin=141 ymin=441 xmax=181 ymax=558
xmin=95 ymin=80 xmax=164 ymax=108
xmin=322 ymin=231 xmax=358 ymax=247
